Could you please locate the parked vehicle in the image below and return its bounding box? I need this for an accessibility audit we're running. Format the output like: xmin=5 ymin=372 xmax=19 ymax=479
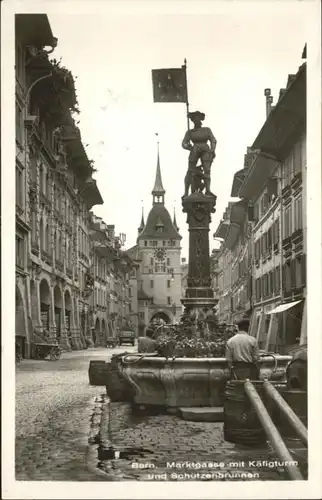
xmin=118 ymin=328 xmax=135 ymax=346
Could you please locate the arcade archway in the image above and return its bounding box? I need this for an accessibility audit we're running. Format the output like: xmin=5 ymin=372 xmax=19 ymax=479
xmin=39 ymin=279 xmax=50 ymax=332
xmin=64 ymin=289 xmax=72 ymax=340
xmin=150 ymin=311 xmax=171 ymax=325
xmin=54 ymin=285 xmax=62 ymax=339
xmin=16 ymin=286 xmax=27 ymax=358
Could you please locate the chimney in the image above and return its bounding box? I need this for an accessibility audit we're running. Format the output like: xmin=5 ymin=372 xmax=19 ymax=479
xmin=264 ymin=88 xmax=273 ymax=118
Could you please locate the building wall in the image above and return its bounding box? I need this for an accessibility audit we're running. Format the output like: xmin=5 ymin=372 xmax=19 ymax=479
xmin=137 ymin=238 xmax=182 ymax=324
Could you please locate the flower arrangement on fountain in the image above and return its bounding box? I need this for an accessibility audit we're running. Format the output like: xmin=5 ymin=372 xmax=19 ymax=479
xmin=155 ymin=321 xmax=235 ymax=358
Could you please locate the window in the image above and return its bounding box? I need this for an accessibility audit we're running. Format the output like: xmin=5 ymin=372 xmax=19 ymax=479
xmin=16 ymin=165 xmax=23 ymax=207
xmin=150 ymin=257 xmax=154 ymax=266
xmin=16 ymin=235 xmax=24 ymax=268
xmin=167 ymin=297 xmax=171 ymax=305
xmin=46 ymin=224 xmax=51 ymax=253
xmin=167 ymin=280 xmax=171 ymax=289
xmin=129 ymin=287 xmax=132 ymax=297
xmin=40 ymin=218 xmax=45 ymax=253
xmin=163 ymin=241 xmax=166 ymax=246
xmin=284 ymin=261 xmax=292 ymax=293
xmin=273 ymin=219 xmax=280 ymax=247
xmin=283 ymin=205 xmax=292 ymax=238
xmin=269 ymin=271 xmax=273 ymax=297
xmin=167 ymin=258 xmax=170 ymax=266
xmin=16 ymin=103 xmax=23 ymax=145
xmin=294 ymin=195 xmax=303 ymax=231
xmin=30 ymin=151 xmax=37 ymax=182
xmin=144 ymin=241 xmax=147 ymax=246
xmin=39 ymin=165 xmax=45 ymax=194
xmin=150 ymin=280 xmax=154 ymax=288
xmin=139 ymin=312 xmax=144 ymax=320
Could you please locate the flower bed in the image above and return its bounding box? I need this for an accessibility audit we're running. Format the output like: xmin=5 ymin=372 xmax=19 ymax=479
xmin=155 ymin=325 xmax=231 ymax=358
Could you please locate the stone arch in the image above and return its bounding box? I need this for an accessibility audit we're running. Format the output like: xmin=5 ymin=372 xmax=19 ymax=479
xmin=39 ymin=278 xmax=51 ymax=333
xmin=30 ymin=279 xmax=38 ymax=323
xmin=64 ymin=289 xmax=72 ymax=337
xmin=54 ymin=284 xmax=62 ymax=339
xmin=150 ymin=311 xmax=171 ymax=325
xmin=16 ymin=284 xmax=28 ymax=358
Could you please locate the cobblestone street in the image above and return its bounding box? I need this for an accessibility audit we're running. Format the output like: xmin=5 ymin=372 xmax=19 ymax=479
xmin=99 ymin=402 xmax=289 ymax=481
xmin=15 ymin=346 xmax=135 ymax=481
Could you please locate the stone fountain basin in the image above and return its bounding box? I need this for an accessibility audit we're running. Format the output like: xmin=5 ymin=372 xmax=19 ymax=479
xmin=119 ymin=355 xmax=292 ymax=408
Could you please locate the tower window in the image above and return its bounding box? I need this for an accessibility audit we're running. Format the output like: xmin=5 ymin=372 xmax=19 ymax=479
xmin=167 ymin=280 xmax=171 ymax=288
xmin=167 ymin=296 xmax=171 ymax=305
xmin=150 ymin=257 xmax=154 ymax=265
xmin=150 ymin=280 xmax=154 ymax=288
xmin=167 ymin=258 xmax=170 ymax=266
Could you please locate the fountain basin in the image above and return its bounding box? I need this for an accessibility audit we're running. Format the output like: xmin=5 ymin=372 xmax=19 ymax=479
xmin=119 ymin=355 xmax=292 ymax=408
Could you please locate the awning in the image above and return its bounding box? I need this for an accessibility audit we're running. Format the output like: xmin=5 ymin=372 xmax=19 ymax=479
xmin=265 ymin=300 xmax=303 ymax=315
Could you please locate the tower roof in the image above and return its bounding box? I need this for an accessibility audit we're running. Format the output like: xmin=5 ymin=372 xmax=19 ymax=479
xmin=173 ymin=208 xmax=179 ymax=231
xmin=151 ymin=147 xmax=165 ymax=197
xmin=138 ymin=208 xmax=145 ymax=232
xmin=137 ymin=204 xmax=181 ymax=241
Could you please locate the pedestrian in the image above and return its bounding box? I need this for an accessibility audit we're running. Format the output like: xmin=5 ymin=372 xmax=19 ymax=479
xmin=225 ymin=317 xmax=260 ymax=380
xmin=138 ymin=328 xmax=157 ymax=353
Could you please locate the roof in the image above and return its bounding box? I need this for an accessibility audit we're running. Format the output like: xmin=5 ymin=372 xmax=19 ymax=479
xmin=15 ymin=14 xmax=55 ymax=48
xmin=237 ymin=63 xmax=306 ymax=200
xmin=152 ymin=151 xmax=165 ymax=195
xmin=137 ymin=203 xmax=181 ymax=240
xmin=251 ymin=63 xmax=306 ymax=157
xmin=137 ymin=285 xmax=153 ymax=301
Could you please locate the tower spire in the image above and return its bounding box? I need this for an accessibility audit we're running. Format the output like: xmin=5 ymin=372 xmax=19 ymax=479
xmin=138 ymin=203 xmax=145 ymax=233
xmin=173 ymin=206 xmax=179 ymax=231
xmin=152 ymin=134 xmax=165 ymax=204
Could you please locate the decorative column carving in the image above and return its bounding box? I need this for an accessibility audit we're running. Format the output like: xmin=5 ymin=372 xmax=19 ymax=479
xmin=181 ymin=192 xmax=218 ymax=336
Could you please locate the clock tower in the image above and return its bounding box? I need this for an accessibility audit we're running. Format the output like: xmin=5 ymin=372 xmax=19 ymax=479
xmin=136 ymin=149 xmax=182 ymax=330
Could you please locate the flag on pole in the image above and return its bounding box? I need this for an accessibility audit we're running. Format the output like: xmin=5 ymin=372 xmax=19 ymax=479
xmin=152 ymin=68 xmax=187 ymax=103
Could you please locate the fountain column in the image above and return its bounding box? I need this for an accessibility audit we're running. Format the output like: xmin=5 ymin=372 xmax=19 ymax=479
xmin=181 ymin=192 xmax=218 ymax=335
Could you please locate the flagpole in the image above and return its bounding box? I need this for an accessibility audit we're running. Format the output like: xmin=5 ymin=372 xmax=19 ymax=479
xmin=182 ymin=58 xmax=190 ymax=131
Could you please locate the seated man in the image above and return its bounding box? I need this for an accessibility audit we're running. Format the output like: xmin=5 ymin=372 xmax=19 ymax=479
xmin=138 ymin=328 xmax=157 ymax=354
xmin=225 ymin=318 xmax=260 ymax=380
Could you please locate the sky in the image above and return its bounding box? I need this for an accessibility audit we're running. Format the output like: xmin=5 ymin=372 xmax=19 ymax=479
xmin=47 ymin=1 xmax=309 ymax=259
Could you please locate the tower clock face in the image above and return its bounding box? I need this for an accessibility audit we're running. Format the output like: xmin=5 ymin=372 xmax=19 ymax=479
xmin=154 ymin=248 xmax=166 ymax=261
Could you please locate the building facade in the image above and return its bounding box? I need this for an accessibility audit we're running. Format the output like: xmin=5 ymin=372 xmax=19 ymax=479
xmin=129 ymin=152 xmax=183 ymax=335
xmin=212 ymin=59 xmax=307 ymax=353
xmin=15 ymin=15 xmax=132 ymax=357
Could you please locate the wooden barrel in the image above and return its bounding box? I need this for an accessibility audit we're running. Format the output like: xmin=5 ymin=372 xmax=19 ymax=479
xmin=88 ymin=360 xmax=109 ymax=386
xmin=224 ymin=381 xmax=267 ymax=445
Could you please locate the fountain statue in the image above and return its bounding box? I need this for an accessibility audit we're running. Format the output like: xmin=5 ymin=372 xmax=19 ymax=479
xmin=181 ymin=110 xmax=218 ymax=335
